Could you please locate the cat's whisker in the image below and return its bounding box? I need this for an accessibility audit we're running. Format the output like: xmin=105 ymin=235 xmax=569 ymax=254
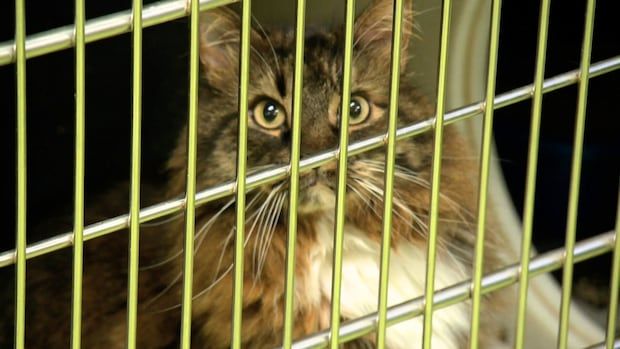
xmin=143 ymin=271 xmax=182 ymax=310
xmin=251 ymin=15 xmax=281 ymax=75
xmin=144 ymin=191 xmax=268 ymax=309
xmin=193 ymin=191 xmax=266 ymax=263
xmin=249 ymin=182 xmax=285 ymax=278
xmin=254 ymin=189 xmax=283 ymax=281
xmin=358 ymin=160 xmax=479 ymax=231
xmin=140 ymin=196 xmax=236 ymax=271
xmin=256 ymin=191 xmax=286 ymax=281
xmin=213 ymin=225 xmax=235 ymax=284
xmin=351 ymin=176 xmax=426 ymax=238
xmin=348 ymin=180 xmax=384 ymax=222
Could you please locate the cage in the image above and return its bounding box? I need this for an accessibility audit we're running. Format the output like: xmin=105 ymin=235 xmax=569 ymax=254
xmin=0 ymin=0 xmax=619 ymax=348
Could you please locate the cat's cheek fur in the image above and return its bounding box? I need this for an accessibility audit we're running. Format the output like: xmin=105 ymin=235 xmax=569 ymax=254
xmin=300 ymin=214 xmax=470 ymax=349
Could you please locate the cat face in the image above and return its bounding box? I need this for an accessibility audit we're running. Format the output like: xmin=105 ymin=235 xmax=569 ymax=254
xmin=167 ymin=0 xmax=472 ymax=239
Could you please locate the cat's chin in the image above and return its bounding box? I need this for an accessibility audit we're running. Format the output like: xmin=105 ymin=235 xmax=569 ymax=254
xmin=297 ymin=183 xmax=336 ymax=214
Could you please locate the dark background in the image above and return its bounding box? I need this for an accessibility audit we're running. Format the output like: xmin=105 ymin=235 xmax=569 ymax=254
xmin=0 ymin=0 xmax=618 ymax=309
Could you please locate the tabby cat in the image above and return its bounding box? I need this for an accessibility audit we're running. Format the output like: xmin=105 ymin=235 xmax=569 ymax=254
xmin=0 ymin=0 xmax=510 ymax=347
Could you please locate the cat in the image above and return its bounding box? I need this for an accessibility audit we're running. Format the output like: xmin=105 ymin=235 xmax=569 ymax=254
xmin=0 ymin=0 xmax=510 ymax=347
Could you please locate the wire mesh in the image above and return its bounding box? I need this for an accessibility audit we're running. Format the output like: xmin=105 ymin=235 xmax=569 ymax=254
xmin=2 ymin=55 xmax=617 ymax=270
xmin=4 ymin=0 xmax=620 ymax=348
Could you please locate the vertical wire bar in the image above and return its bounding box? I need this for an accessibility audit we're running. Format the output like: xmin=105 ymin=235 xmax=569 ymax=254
xmin=605 ymin=188 xmax=620 ymax=349
xmin=329 ymin=0 xmax=356 ymax=347
xmin=14 ymin=0 xmax=27 ymax=346
xmin=281 ymin=0 xmax=306 ymax=347
xmin=513 ymin=1 xmax=550 ymax=347
xmin=231 ymin=0 xmax=252 ymax=347
xmin=421 ymin=0 xmax=451 ymax=347
xmin=126 ymin=0 xmax=143 ymax=345
xmin=179 ymin=0 xmax=200 ymax=345
xmin=71 ymin=0 xmax=86 ymax=345
xmin=469 ymin=0 xmax=502 ymax=347
xmin=375 ymin=0 xmax=405 ymax=346
xmin=557 ymin=1 xmax=596 ymax=347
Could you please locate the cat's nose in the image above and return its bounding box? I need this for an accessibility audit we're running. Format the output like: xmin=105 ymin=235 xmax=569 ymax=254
xmin=300 ymin=169 xmax=319 ymax=188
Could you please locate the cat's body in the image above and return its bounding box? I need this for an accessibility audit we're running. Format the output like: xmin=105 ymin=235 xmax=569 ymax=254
xmin=1 ymin=0 xmax=510 ymax=347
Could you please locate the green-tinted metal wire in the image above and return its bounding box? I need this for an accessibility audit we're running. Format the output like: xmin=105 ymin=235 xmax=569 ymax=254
xmin=71 ymin=0 xmax=86 ymax=346
xmin=375 ymin=0 xmax=404 ymax=346
xmin=14 ymin=0 xmax=27 ymax=347
xmin=126 ymin=0 xmax=143 ymax=346
xmin=606 ymin=188 xmax=620 ymax=349
xmin=557 ymin=1 xmax=596 ymax=347
xmin=513 ymin=1 xmax=550 ymax=348
xmin=514 ymin=0 xmax=550 ymax=349
xmin=329 ymin=0 xmax=355 ymax=347
xmin=469 ymin=0 xmax=502 ymax=347
xmin=179 ymin=0 xmax=200 ymax=346
xmin=231 ymin=0 xmax=252 ymax=347
xmin=421 ymin=0 xmax=451 ymax=348
xmin=282 ymin=0 xmax=306 ymax=347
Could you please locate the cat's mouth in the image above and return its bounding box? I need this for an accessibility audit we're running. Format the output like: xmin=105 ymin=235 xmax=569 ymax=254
xmin=297 ymin=169 xmax=336 ymax=214
xmin=298 ymin=183 xmax=336 ymax=214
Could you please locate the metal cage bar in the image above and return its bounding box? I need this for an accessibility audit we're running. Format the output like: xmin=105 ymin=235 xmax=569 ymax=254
xmin=13 ymin=0 xmax=27 ymax=347
xmin=179 ymin=0 xmax=202 ymax=345
xmin=329 ymin=0 xmax=356 ymax=347
xmin=0 ymin=0 xmax=239 ymax=67
xmin=421 ymin=0 xmax=451 ymax=347
xmin=469 ymin=0 xmax=502 ymax=346
xmin=126 ymin=0 xmax=143 ymax=345
xmin=606 ymin=190 xmax=620 ymax=349
xmin=558 ymin=1 xmax=596 ymax=347
xmin=513 ymin=0 xmax=550 ymax=347
xmin=231 ymin=0 xmax=253 ymax=347
xmin=287 ymin=232 xmax=616 ymax=348
xmin=70 ymin=0 xmax=87 ymax=345
xmin=375 ymin=0 xmax=405 ymax=346
xmin=1 ymin=56 xmax=619 ymax=269
xmin=281 ymin=0 xmax=306 ymax=346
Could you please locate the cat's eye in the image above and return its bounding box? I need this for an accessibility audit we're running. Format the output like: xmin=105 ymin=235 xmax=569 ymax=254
xmin=348 ymin=96 xmax=370 ymax=125
xmin=252 ymin=99 xmax=286 ymax=130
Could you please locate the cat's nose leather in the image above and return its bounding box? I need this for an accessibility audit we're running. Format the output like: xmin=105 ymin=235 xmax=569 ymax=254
xmin=300 ymin=169 xmax=319 ymax=188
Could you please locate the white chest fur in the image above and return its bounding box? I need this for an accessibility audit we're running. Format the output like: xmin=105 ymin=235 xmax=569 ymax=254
xmin=302 ymin=216 xmax=470 ymax=349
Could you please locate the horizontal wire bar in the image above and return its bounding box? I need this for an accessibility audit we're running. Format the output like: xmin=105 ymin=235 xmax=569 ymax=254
xmin=0 ymin=0 xmax=238 ymax=66
xmin=0 ymin=55 xmax=618 ymax=269
xmin=584 ymin=338 xmax=620 ymax=349
xmin=283 ymin=231 xmax=617 ymax=349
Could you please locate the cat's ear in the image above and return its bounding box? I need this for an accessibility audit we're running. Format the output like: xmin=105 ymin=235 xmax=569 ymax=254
xmin=199 ymin=7 xmax=243 ymax=86
xmin=354 ymin=0 xmax=414 ymax=67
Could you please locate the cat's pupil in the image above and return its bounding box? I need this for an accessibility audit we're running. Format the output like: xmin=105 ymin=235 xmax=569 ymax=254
xmin=264 ymin=102 xmax=279 ymax=122
xmin=350 ymin=100 xmax=362 ymax=119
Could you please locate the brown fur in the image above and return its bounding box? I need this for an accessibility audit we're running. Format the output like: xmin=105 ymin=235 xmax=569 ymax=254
xmin=1 ymin=0 xmax=510 ymax=347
